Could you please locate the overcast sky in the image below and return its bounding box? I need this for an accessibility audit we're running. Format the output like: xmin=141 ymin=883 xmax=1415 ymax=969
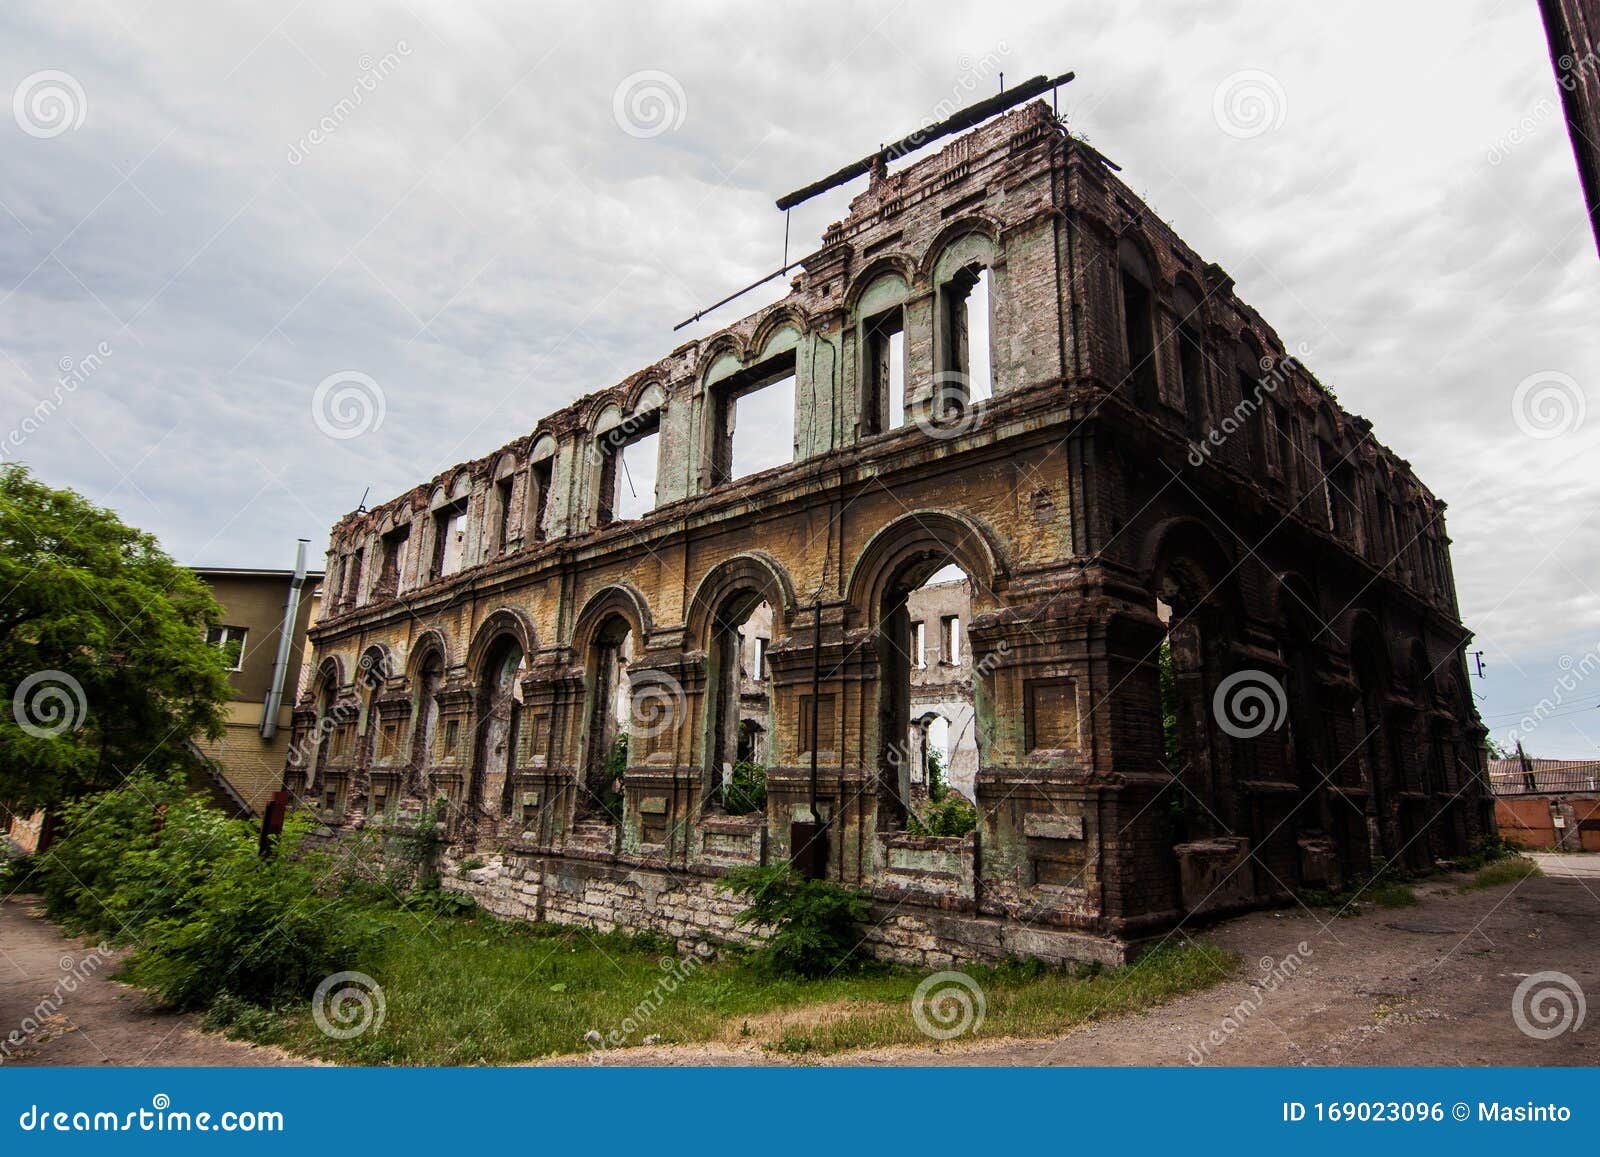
xmin=2 ymin=0 xmax=1596 ymax=757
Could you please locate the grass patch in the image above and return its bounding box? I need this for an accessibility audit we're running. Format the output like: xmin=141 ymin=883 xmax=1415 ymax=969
xmin=1461 ymin=855 xmax=1542 ymax=891
xmin=210 ymin=910 xmax=1236 ymax=1064
xmin=1301 ymin=874 xmax=1417 ymax=915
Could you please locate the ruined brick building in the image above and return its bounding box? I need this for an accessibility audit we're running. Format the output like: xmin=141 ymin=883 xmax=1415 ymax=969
xmin=289 ymin=100 xmax=1491 ymax=964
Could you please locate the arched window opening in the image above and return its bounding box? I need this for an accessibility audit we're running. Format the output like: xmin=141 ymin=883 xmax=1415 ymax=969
xmin=410 ymin=651 xmax=444 ymax=798
xmin=472 ymin=637 xmax=526 ymax=819
xmin=705 ymin=594 xmax=773 ymax=815
xmin=579 ymin=615 xmax=634 ymax=824
xmin=879 ymin=559 xmax=978 ymax=829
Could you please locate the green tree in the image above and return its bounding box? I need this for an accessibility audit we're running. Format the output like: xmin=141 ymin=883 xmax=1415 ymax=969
xmin=0 ymin=463 xmax=232 ymax=812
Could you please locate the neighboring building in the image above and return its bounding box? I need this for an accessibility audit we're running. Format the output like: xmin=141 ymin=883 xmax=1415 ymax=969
xmin=191 ymin=554 xmax=322 ymax=815
xmin=1489 ymin=756 xmax=1600 ymax=850
xmin=1539 ymin=0 xmax=1600 ymax=256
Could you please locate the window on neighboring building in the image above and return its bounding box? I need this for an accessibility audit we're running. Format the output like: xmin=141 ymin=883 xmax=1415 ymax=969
xmin=207 ymin=625 xmax=247 ymax=672
xmin=912 ymin=621 xmax=926 ymax=669
xmin=754 ymin=636 xmax=769 ymax=682
xmin=941 ymin=615 xmax=961 ymax=666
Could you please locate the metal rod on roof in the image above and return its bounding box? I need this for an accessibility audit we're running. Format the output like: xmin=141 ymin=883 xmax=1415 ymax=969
xmin=773 ymin=70 xmax=1073 ymax=211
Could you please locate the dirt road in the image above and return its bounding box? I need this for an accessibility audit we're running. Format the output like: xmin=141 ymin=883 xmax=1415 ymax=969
xmin=3 ymin=855 xmax=1595 ymax=1066
xmin=0 ymin=898 xmax=296 ymax=1066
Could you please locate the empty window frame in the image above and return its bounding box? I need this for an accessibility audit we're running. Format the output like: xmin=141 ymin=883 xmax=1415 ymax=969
xmin=754 ymin=636 xmax=769 ymax=682
xmin=431 ymin=501 xmax=468 ymax=579
xmin=912 ymin=620 xmax=926 ymax=669
xmin=207 ymin=625 xmax=248 ymax=671
xmin=493 ymin=474 xmax=515 ymax=554
xmin=1118 ymin=241 xmax=1158 ymax=409
xmin=614 ymin=428 xmax=661 ymax=523
xmin=710 ymin=355 xmax=796 ymax=486
xmin=938 ymin=265 xmax=993 ymax=412
xmin=941 ymin=615 xmax=961 ymax=666
xmin=863 ymin=307 xmax=906 ymax=435
xmin=1174 ymin=287 xmax=1206 ymax=432
xmin=377 ymin=524 xmax=409 ymax=596
xmin=527 ymin=456 xmax=553 ymax=542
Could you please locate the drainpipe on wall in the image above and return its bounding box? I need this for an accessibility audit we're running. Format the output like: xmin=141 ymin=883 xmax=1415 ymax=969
xmin=260 ymin=539 xmax=310 ymax=740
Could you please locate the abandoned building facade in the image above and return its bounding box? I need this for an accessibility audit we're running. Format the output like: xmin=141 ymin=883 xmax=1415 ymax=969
xmin=288 ymin=101 xmax=1491 ymax=964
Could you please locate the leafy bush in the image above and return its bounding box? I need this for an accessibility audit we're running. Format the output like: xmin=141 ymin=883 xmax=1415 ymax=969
xmin=124 ymin=813 xmax=384 ymax=1009
xmin=599 ymin=735 xmax=628 ymax=823
xmin=907 ymin=796 xmax=978 ymax=837
xmin=718 ymin=864 xmax=869 ymax=978
xmin=724 ymin=761 xmax=767 ymax=816
xmin=34 ymin=769 xmax=196 ymax=935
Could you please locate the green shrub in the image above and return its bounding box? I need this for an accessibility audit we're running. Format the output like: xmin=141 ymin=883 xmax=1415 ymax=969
xmin=124 ymin=813 xmax=384 ymax=1010
xmin=718 ymin=864 xmax=869 ymax=979
xmin=34 ymin=769 xmax=195 ymax=936
xmin=724 ymin=761 xmax=767 ymax=816
xmin=907 ymin=796 xmax=978 ymax=837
